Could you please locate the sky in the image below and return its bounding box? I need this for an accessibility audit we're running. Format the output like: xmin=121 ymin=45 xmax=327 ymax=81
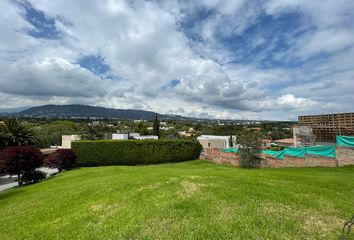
xmin=0 ymin=0 xmax=354 ymax=120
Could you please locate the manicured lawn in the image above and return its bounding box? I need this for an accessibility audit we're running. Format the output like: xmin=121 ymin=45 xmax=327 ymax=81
xmin=0 ymin=161 xmax=353 ymax=239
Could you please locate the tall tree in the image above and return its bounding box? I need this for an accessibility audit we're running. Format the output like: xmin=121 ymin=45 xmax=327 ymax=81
xmin=237 ymin=130 xmax=263 ymax=168
xmin=0 ymin=118 xmax=36 ymax=149
xmin=229 ymin=135 xmax=234 ymax=147
xmin=153 ymin=113 xmax=160 ymax=139
xmin=84 ymin=124 xmax=103 ymax=140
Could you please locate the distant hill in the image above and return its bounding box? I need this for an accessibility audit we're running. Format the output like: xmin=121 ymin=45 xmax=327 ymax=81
xmin=15 ymin=104 xmax=192 ymax=120
xmin=0 ymin=106 xmax=30 ymax=113
xmin=5 ymin=104 xmax=283 ymax=123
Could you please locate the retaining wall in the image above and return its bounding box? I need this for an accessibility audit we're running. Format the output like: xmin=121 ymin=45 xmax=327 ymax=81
xmin=336 ymin=146 xmax=354 ymax=166
xmin=200 ymin=146 xmax=354 ymax=168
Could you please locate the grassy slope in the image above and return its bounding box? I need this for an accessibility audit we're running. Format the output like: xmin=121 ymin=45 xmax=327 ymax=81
xmin=0 ymin=161 xmax=353 ymax=240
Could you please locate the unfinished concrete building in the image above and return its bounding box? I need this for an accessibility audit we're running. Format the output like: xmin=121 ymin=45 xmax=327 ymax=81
xmin=293 ymin=125 xmax=315 ymax=147
xmin=298 ymin=113 xmax=354 ymax=142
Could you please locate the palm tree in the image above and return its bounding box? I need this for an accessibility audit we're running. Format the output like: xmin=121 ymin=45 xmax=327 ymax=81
xmin=0 ymin=118 xmax=36 ymax=149
xmin=84 ymin=124 xmax=103 ymax=140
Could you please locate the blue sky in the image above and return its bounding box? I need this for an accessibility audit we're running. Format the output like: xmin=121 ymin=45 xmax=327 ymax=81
xmin=0 ymin=0 xmax=353 ymax=120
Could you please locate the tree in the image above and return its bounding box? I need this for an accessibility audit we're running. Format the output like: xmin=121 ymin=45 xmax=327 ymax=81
xmin=194 ymin=123 xmax=202 ymax=132
xmin=0 ymin=146 xmax=44 ymax=186
xmin=229 ymin=134 xmax=234 ymax=147
xmin=0 ymin=118 xmax=36 ymax=149
xmin=137 ymin=121 xmax=148 ymax=135
xmin=84 ymin=124 xmax=103 ymax=140
xmin=44 ymin=149 xmax=77 ymax=172
xmin=237 ymin=130 xmax=263 ymax=168
xmin=153 ymin=113 xmax=160 ymax=138
xmin=33 ymin=120 xmax=79 ymax=148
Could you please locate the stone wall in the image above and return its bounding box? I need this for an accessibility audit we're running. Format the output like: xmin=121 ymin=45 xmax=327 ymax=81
xmin=201 ymin=146 xmax=354 ymax=168
xmin=336 ymin=146 xmax=354 ymax=166
xmin=200 ymin=148 xmax=239 ymax=166
xmin=261 ymin=155 xmax=337 ymax=168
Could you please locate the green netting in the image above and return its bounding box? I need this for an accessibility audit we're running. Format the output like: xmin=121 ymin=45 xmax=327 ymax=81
xmin=284 ymin=147 xmax=306 ymax=158
xmin=306 ymin=145 xmax=336 ymax=158
xmin=336 ymin=136 xmax=354 ymax=147
xmin=261 ymin=150 xmax=284 ymax=159
xmin=262 ymin=145 xmax=336 ymax=159
xmin=221 ymin=147 xmax=238 ymax=154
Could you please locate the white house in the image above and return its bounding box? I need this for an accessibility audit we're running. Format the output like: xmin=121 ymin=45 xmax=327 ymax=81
xmin=112 ymin=133 xmax=158 ymax=140
xmin=197 ymin=135 xmax=236 ymax=149
xmin=134 ymin=135 xmax=159 ymax=140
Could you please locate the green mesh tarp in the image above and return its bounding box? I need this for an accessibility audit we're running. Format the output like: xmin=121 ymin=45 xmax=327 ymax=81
xmin=336 ymin=136 xmax=354 ymax=147
xmin=261 ymin=148 xmax=304 ymax=159
xmin=284 ymin=147 xmax=306 ymax=158
xmin=261 ymin=150 xmax=285 ymax=159
xmin=262 ymin=145 xmax=336 ymax=159
xmin=306 ymin=145 xmax=336 ymax=158
xmin=221 ymin=147 xmax=238 ymax=154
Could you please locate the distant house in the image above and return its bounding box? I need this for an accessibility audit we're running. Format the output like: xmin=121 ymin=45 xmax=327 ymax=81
xmin=178 ymin=131 xmax=194 ymax=138
xmin=111 ymin=133 xmax=158 ymax=140
xmin=249 ymin=127 xmax=262 ymax=131
xmin=160 ymin=126 xmax=174 ymax=130
xmin=134 ymin=135 xmax=158 ymax=140
xmin=272 ymin=138 xmax=294 ymax=147
xmin=197 ymin=135 xmax=236 ymax=149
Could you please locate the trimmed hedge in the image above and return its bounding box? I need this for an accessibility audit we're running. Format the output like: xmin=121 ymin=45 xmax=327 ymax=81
xmin=71 ymin=139 xmax=202 ymax=166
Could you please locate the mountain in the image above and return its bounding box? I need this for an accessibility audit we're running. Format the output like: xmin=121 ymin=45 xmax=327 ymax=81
xmin=9 ymin=104 xmax=278 ymax=123
xmin=16 ymin=104 xmax=184 ymax=120
xmin=0 ymin=106 xmax=30 ymax=113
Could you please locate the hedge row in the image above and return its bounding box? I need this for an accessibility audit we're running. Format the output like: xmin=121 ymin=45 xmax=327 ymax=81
xmin=71 ymin=139 xmax=202 ymax=166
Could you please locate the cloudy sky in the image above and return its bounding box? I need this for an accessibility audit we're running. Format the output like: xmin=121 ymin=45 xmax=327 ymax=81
xmin=1 ymin=0 xmax=353 ymax=120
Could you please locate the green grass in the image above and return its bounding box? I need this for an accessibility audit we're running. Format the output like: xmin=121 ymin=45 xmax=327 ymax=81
xmin=0 ymin=161 xmax=353 ymax=240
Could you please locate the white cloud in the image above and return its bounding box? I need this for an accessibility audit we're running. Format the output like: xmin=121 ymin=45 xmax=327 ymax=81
xmin=0 ymin=58 xmax=112 ymax=97
xmin=0 ymin=0 xmax=353 ymax=120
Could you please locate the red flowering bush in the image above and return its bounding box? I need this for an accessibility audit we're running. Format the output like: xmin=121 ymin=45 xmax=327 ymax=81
xmin=0 ymin=146 xmax=44 ymax=186
xmin=44 ymin=149 xmax=77 ymax=172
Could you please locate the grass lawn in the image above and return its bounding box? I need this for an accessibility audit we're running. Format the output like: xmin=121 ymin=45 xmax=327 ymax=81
xmin=0 ymin=160 xmax=353 ymax=240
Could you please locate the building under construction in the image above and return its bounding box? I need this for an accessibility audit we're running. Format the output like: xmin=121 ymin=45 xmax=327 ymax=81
xmin=293 ymin=125 xmax=315 ymax=147
xmin=298 ymin=113 xmax=354 ymax=142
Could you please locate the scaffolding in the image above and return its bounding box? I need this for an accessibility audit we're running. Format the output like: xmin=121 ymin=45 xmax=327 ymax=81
xmin=298 ymin=113 xmax=354 ymax=142
xmin=293 ymin=125 xmax=315 ymax=147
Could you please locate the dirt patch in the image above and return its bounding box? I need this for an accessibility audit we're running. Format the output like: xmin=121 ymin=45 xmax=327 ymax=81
xmin=137 ymin=182 xmax=162 ymax=192
xmin=261 ymin=202 xmax=344 ymax=239
xmin=179 ymin=181 xmax=206 ymax=198
xmin=89 ymin=203 xmax=120 ymax=223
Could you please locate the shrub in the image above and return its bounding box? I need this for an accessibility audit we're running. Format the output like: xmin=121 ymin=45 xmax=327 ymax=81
xmin=72 ymin=139 xmax=202 ymax=166
xmin=44 ymin=149 xmax=77 ymax=172
xmin=22 ymin=170 xmax=47 ymax=184
xmin=0 ymin=146 xmax=44 ymax=186
xmin=269 ymin=146 xmax=284 ymax=151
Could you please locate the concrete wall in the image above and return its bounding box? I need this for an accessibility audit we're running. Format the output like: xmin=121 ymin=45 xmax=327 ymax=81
xmin=199 ymin=139 xmax=227 ymax=149
xmin=336 ymin=146 xmax=354 ymax=166
xmin=201 ymin=146 xmax=354 ymax=168
xmin=62 ymin=135 xmax=81 ymax=148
